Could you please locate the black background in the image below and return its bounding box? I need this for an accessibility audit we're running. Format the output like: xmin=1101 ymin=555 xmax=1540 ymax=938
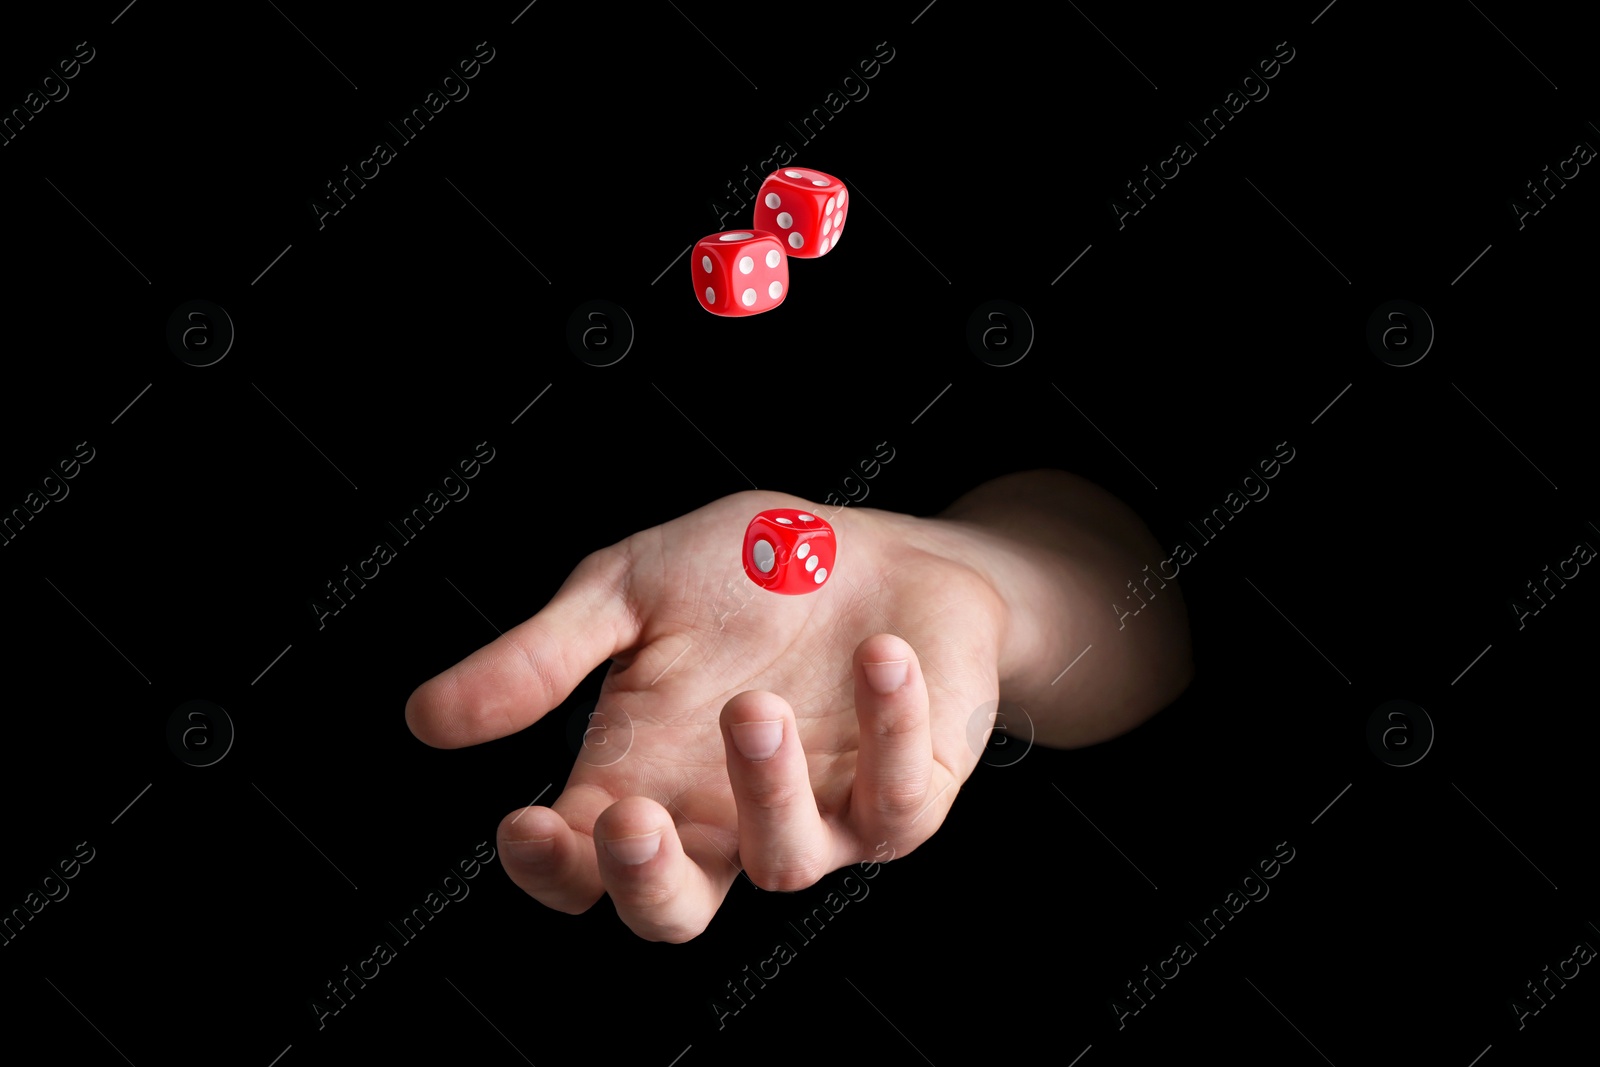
xmin=1 ymin=2 xmax=1595 ymax=1064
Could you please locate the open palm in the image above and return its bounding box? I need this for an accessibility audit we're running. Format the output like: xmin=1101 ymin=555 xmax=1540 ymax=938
xmin=406 ymin=489 xmax=1006 ymax=941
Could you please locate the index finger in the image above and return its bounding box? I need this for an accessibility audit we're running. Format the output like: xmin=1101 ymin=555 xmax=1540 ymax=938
xmin=405 ymin=545 xmax=642 ymax=748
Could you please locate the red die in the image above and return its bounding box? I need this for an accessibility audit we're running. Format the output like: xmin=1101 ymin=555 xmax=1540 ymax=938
xmin=752 ymin=168 xmax=848 ymax=259
xmin=742 ymin=509 xmax=835 ymax=594
xmin=693 ymin=230 xmax=789 ymax=316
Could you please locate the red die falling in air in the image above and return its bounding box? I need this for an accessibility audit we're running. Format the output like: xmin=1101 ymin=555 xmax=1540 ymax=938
xmin=742 ymin=509 xmax=835 ymax=594
xmin=752 ymin=168 xmax=848 ymax=259
xmin=693 ymin=230 xmax=789 ymax=316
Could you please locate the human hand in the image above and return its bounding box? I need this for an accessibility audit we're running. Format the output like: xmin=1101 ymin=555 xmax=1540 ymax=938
xmin=404 ymin=491 xmax=1006 ymax=941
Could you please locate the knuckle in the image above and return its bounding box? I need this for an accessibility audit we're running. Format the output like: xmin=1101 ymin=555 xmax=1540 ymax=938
xmin=873 ymin=835 xmax=922 ymax=864
xmin=876 ymin=783 xmax=928 ymax=819
xmin=868 ymin=782 xmax=954 ymax=846
xmin=573 ymin=542 xmax=641 ymax=628
xmin=522 ymin=882 xmax=600 ymax=917
xmin=868 ymin=704 xmax=925 ymax=739
xmin=747 ymin=852 xmax=828 ymax=893
xmin=871 ymin=778 xmax=930 ymax=819
xmin=618 ymin=878 xmax=679 ymax=913
xmin=505 ymin=630 xmax=564 ymax=708
xmin=631 ymin=913 xmax=710 ymax=944
xmin=541 ymin=894 xmax=598 ymax=917
xmin=575 ymin=543 xmax=629 ymax=584
xmin=740 ymin=776 xmax=806 ymax=814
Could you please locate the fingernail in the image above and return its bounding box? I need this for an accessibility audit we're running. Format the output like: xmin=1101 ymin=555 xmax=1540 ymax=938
xmin=731 ymin=719 xmax=784 ymax=761
xmin=504 ymin=836 xmax=554 ymax=863
xmin=863 ymin=659 xmax=908 ymax=694
xmin=604 ymin=831 xmax=662 ymax=865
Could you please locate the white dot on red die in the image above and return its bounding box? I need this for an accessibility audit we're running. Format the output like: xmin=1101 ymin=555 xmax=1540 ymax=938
xmin=742 ymin=288 xmax=756 ymax=306
xmin=798 ymin=513 xmax=814 ymax=520
xmin=797 ymin=543 xmax=810 ymax=559
xmin=834 ymin=212 xmax=843 ymax=228
xmin=768 ymin=280 xmax=782 ymax=298
xmin=823 ymin=217 xmax=832 ymax=235
xmin=805 ymin=555 xmax=818 ymax=572
xmin=784 ymin=169 xmax=802 ymax=177
xmin=752 ymin=539 xmax=775 ymax=573
xmin=705 ymin=287 xmax=715 ymax=303
xmin=828 ymin=234 xmax=838 ymax=250
xmin=812 ymin=179 xmax=827 ymax=186
xmin=765 ymin=249 xmax=781 ymax=268
xmin=838 ymin=190 xmax=847 ymax=206
xmin=789 ymin=232 xmax=804 ymax=248
xmin=776 ymin=212 xmax=792 ymax=228
xmin=719 ymin=232 xmax=752 ymax=241
xmin=825 ymin=197 xmax=835 ymax=214
xmin=815 ymin=567 xmax=827 ymax=583
xmin=701 ymin=256 xmax=712 ymax=272
xmin=739 ymin=256 xmax=754 ymax=274
xmin=765 ymin=193 xmax=781 ymax=209
xmin=776 ymin=517 xmax=793 ymax=524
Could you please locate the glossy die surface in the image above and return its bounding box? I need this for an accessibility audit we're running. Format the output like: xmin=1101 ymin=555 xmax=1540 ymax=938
xmin=752 ymin=168 xmax=848 ymax=259
xmin=742 ymin=509 xmax=835 ymax=594
xmin=693 ymin=230 xmax=789 ymax=316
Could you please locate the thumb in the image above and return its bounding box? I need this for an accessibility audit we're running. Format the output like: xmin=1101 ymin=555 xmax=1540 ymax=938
xmin=406 ymin=545 xmax=641 ymax=748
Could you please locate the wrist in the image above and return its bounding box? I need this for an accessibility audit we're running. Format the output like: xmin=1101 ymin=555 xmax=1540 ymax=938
xmin=926 ymin=470 xmax=1193 ymax=747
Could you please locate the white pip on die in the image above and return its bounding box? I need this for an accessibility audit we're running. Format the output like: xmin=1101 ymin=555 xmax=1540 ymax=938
xmin=752 ymin=168 xmax=848 ymax=259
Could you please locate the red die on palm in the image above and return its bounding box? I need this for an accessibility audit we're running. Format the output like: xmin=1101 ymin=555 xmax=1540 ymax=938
xmin=752 ymin=168 xmax=848 ymax=259
xmin=742 ymin=509 xmax=835 ymax=594
xmin=693 ymin=230 xmax=789 ymax=316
